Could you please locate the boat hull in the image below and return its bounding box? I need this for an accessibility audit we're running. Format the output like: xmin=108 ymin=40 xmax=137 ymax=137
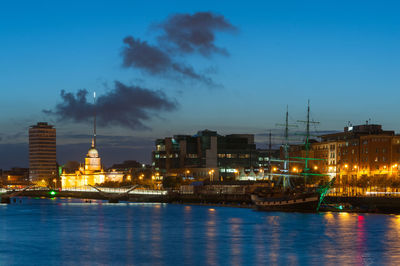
xmin=251 ymin=194 xmax=320 ymax=212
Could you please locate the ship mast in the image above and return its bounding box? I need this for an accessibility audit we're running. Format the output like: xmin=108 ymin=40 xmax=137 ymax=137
xmin=283 ymin=106 xmax=290 ymax=188
xmin=297 ymin=100 xmax=319 ymax=186
xmin=268 ymin=129 xmax=272 ymax=180
xmin=276 ymin=106 xmax=296 ymax=189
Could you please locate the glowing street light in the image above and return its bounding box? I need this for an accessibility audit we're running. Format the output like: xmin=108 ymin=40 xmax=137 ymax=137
xmin=208 ymin=169 xmax=215 ymax=180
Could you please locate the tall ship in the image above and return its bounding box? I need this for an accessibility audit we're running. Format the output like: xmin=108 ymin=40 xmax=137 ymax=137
xmin=251 ymin=101 xmax=334 ymax=212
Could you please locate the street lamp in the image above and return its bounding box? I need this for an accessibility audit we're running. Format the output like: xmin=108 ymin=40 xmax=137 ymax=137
xmin=208 ymin=169 xmax=215 ymax=181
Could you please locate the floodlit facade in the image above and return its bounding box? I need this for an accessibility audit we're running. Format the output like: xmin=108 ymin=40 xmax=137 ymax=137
xmin=286 ymin=123 xmax=400 ymax=193
xmin=61 ymin=140 xmax=123 ymax=188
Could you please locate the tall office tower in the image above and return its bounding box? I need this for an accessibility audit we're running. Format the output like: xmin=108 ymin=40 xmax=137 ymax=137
xmin=29 ymin=122 xmax=56 ymax=182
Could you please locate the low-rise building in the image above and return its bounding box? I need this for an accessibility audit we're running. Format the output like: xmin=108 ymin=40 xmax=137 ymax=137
xmin=285 ymin=123 xmax=400 ymax=193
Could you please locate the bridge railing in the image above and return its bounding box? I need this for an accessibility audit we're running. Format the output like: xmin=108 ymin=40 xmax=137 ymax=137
xmin=62 ymin=187 xmax=168 ymax=195
xmin=1 ymin=186 xmax=168 ymax=195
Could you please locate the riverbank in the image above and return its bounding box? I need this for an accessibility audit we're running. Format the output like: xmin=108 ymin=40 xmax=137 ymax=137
xmin=6 ymin=190 xmax=400 ymax=214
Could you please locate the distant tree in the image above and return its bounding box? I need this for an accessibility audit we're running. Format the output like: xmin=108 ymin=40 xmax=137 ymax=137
xmin=162 ymin=176 xmax=183 ymax=189
xmin=63 ymin=161 xmax=81 ymax=173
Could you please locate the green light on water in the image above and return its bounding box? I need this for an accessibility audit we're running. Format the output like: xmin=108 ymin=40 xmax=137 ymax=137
xmin=50 ymin=191 xmax=56 ymax=196
xmin=338 ymin=205 xmax=343 ymax=210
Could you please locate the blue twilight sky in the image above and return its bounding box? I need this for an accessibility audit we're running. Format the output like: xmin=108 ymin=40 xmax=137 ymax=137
xmin=1 ymin=0 xmax=400 ymax=168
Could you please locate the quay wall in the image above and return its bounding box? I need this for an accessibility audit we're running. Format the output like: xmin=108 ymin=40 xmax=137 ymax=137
xmin=6 ymin=191 xmax=400 ymax=213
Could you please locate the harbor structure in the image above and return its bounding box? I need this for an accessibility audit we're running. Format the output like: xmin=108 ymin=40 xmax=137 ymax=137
xmin=29 ymin=122 xmax=57 ymax=183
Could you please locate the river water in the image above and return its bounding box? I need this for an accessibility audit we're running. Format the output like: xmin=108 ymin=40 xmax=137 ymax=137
xmin=0 ymin=197 xmax=400 ymax=265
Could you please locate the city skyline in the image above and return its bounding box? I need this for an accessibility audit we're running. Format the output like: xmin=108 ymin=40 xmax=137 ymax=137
xmin=2 ymin=0 xmax=400 ymax=169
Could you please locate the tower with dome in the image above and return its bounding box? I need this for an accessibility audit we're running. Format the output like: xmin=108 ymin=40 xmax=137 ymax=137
xmin=60 ymin=92 xmax=123 ymax=188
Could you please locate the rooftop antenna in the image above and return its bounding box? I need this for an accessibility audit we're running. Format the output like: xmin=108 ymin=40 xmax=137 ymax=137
xmin=93 ymin=91 xmax=96 ymax=148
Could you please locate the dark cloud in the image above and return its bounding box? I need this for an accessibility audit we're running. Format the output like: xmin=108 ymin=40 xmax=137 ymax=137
xmin=122 ymin=36 xmax=214 ymax=86
xmin=158 ymin=12 xmax=237 ymax=56
xmin=44 ymin=81 xmax=178 ymax=130
xmin=121 ymin=12 xmax=236 ymax=87
xmin=122 ymin=37 xmax=171 ymax=74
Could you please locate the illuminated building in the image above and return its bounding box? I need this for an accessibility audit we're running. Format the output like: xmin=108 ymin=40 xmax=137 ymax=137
xmin=287 ymin=123 xmax=400 ymax=192
xmin=61 ymin=139 xmax=108 ymax=188
xmin=1 ymin=167 xmax=30 ymax=187
xmin=61 ymin=140 xmax=124 ymax=188
xmin=152 ymin=130 xmax=279 ymax=181
xmin=29 ymin=122 xmax=56 ymax=182
xmin=61 ymin=94 xmax=123 ymax=188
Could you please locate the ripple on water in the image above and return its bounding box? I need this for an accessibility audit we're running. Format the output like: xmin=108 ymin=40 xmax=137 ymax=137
xmin=0 ymin=198 xmax=399 ymax=265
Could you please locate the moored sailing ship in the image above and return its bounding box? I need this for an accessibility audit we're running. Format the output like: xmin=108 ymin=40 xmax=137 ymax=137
xmin=251 ymin=101 xmax=333 ymax=212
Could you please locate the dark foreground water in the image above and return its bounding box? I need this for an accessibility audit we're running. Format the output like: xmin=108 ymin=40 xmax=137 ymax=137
xmin=1 ymin=198 xmax=400 ymax=265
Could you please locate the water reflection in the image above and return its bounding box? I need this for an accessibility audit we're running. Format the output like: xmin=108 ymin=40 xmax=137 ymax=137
xmin=206 ymin=208 xmax=217 ymax=266
xmin=183 ymin=205 xmax=193 ymax=265
xmin=150 ymin=202 xmax=162 ymax=265
xmin=1 ymin=198 xmax=400 ymax=265
xmin=267 ymin=215 xmax=281 ymax=265
xmin=229 ymin=217 xmax=242 ymax=266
